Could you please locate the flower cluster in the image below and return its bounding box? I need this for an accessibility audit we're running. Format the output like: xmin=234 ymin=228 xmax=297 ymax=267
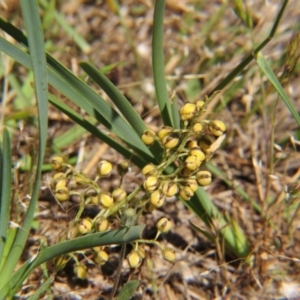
xmin=50 ymin=157 xmax=120 ymax=271
xmin=49 ymin=156 xmax=175 ymax=272
xmin=49 ymin=98 xmax=226 ymax=276
xmin=141 ymin=100 xmax=226 ymax=205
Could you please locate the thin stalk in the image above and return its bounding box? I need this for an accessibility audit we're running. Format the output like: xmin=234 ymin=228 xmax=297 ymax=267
xmin=105 ymin=186 xmax=143 ymax=217
xmin=208 ymin=0 xmax=288 ymax=96
xmin=0 ymin=55 xmax=9 ymax=129
xmin=109 ymin=243 xmax=126 ymax=300
xmin=264 ymin=96 xmax=279 ymax=209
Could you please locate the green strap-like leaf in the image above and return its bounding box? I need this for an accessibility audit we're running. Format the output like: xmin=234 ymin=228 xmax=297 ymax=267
xmin=152 ymin=0 xmax=174 ymax=127
xmin=80 ymin=62 xmax=147 ymax=137
xmin=171 ymin=96 xmax=180 ymax=129
xmin=255 ymin=52 xmax=300 ymax=127
xmin=80 ymin=62 xmax=164 ymax=162
xmin=49 ymin=94 xmax=147 ymax=168
xmin=0 ymin=18 xmax=158 ymax=163
xmin=0 ymin=36 xmax=157 ymax=165
xmin=46 ymin=56 xmax=154 ymax=160
xmin=0 ymin=228 xmax=17 ymax=271
xmin=0 ymin=0 xmax=48 ymax=290
xmin=2 ymin=225 xmax=144 ymax=298
xmin=27 ymin=275 xmax=54 ymax=300
xmin=0 ymin=128 xmax=12 ymax=264
xmin=116 ymin=280 xmax=140 ymax=300
xmin=184 ymin=188 xmax=250 ymax=257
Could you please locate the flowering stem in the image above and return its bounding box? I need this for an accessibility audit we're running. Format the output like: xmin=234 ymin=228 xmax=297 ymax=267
xmin=109 ymin=243 xmax=126 ymax=300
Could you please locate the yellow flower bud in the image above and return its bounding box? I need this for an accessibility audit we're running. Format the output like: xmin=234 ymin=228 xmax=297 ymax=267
xmin=184 ymin=178 xmax=198 ymax=192
xmin=145 ymin=202 xmax=156 ymax=213
xmin=117 ymin=160 xmax=129 ymax=175
xmin=208 ymin=120 xmax=226 ymax=137
xmin=189 ymin=148 xmax=206 ymax=162
xmin=55 ymin=187 xmax=70 ymax=202
xmin=143 ymin=176 xmax=159 ymax=192
xmin=142 ymin=164 xmax=158 ymax=176
xmin=96 ymin=218 xmax=109 ymax=232
xmin=78 ymin=218 xmax=92 ymax=234
xmin=198 ymin=134 xmax=215 ymax=151
xmin=192 ymin=123 xmax=203 ymax=133
xmin=53 ymin=172 xmax=66 ymax=182
xmin=84 ymin=189 xmax=99 ymax=205
xmin=158 ymin=126 xmax=173 ymax=140
xmin=161 ymin=181 xmax=178 ymax=197
xmin=94 ymin=250 xmax=109 ymax=265
xmin=97 ymin=160 xmax=112 ymax=177
xmin=179 ymin=186 xmax=194 ymax=201
xmin=162 ymin=133 xmax=179 ymax=149
xmin=99 ymin=193 xmax=114 ymax=208
xmin=74 ymin=264 xmax=87 ymax=279
xmin=141 ymin=130 xmax=156 ymax=145
xmin=185 ymin=140 xmax=198 ymax=149
xmin=150 ymin=190 xmax=165 ymax=207
xmin=180 ymin=103 xmax=196 ymax=121
xmin=156 ymin=217 xmax=172 ymax=233
xmin=50 ymin=155 xmax=65 ymax=170
xmin=185 ymin=155 xmax=201 ymax=171
xmin=128 ymin=251 xmax=141 ymax=268
xmin=181 ymin=167 xmax=193 ymax=177
xmin=196 ymin=170 xmax=212 ymax=186
xmin=112 ymin=188 xmax=127 ymax=202
xmin=196 ymin=100 xmax=205 ymax=111
xmin=162 ymin=247 xmax=176 ymax=262
xmin=55 ymin=178 xmax=68 ymax=191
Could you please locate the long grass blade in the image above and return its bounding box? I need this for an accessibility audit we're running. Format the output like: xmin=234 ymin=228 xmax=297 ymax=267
xmin=0 ymin=128 xmax=12 ymax=263
xmin=80 ymin=62 xmax=164 ymax=162
xmin=185 ymin=187 xmax=249 ymax=257
xmin=152 ymin=0 xmax=174 ymax=127
xmin=171 ymin=96 xmax=180 ymax=129
xmin=2 ymin=225 xmax=144 ymax=298
xmin=0 ymin=36 xmax=156 ymax=164
xmin=256 ymin=52 xmax=300 ymax=127
xmin=0 ymin=0 xmax=48 ymax=289
xmin=27 ymin=275 xmax=54 ymax=300
xmin=49 ymin=94 xmax=146 ymax=167
xmin=46 ymin=57 xmax=154 ymax=160
xmin=80 ymin=62 xmax=147 ymax=137
xmin=116 ymin=280 xmax=140 ymax=300
xmin=0 ymin=228 xmax=17 ymax=271
xmin=0 ymin=19 xmax=157 ymax=163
